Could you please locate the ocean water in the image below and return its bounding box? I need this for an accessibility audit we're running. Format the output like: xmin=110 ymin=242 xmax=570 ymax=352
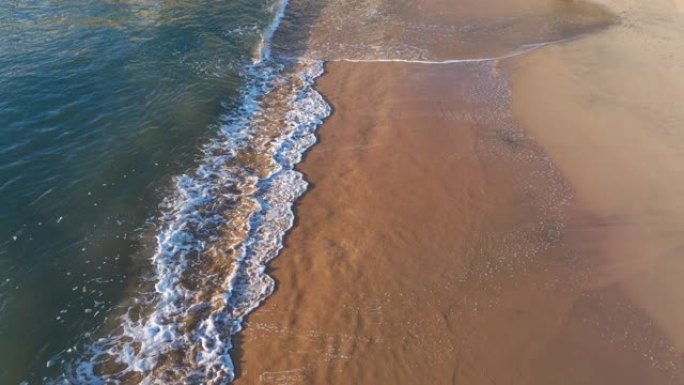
xmin=0 ymin=1 xmax=329 ymax=384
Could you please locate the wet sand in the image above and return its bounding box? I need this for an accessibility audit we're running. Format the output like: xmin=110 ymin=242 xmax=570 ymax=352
xmin=509 ymin=0 xmax=684 ymax=355
xmin=234 ymin=0 xmax=684 ymax=384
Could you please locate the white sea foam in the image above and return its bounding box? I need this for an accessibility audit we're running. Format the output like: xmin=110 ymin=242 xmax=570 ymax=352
xmin=56 ymin=60 xmax=328 ymax=385
xmin=49 ymin=0 xmax=330 ymax=383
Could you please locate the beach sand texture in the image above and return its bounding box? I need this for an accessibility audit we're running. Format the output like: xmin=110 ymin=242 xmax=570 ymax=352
xmin=234 ymin=0 xmax=684 ymax=384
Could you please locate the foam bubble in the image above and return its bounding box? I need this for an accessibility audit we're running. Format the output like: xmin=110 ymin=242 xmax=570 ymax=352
xmin=49 ymin=2 xmax=330 ymax=381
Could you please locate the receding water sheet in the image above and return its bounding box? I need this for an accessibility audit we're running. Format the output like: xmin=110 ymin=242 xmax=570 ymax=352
xmin=273 ymin=0 xmax=615 ymax=61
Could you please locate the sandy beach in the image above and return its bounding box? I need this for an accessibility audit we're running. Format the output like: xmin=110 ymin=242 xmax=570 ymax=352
xmin=233 ymin=0 xmax=684 ymax=384
xmin=509 ymin=0 xmax=684 ymax=356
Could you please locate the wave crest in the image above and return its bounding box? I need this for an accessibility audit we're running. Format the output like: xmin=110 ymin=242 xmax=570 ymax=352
xmin=52 ymin=58 xmax=329 ymax=385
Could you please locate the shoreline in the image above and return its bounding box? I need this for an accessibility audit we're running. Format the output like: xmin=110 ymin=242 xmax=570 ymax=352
xmin=234 ymin=60 xmax=681 ymax=384
xmin=232 ymin=0 xmax=684 ymax=383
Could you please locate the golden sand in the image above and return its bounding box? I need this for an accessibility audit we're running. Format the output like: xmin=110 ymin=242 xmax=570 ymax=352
xmin=508 ymin=0 xmax=684 ymax=355
xmin=233 ymin=0 xmax=684 ymax=383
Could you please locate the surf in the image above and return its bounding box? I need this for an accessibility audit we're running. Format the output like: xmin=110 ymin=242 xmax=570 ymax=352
xmin=49 ymin=1 xmax=330 ymax=383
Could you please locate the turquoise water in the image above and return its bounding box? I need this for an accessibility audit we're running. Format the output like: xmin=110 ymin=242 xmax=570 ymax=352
xmin=0 ymin=1 xmax=275 ymax=383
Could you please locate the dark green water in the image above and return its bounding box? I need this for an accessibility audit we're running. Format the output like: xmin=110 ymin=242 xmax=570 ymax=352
xmin=0 ymin=1 xmax=272 ymax=383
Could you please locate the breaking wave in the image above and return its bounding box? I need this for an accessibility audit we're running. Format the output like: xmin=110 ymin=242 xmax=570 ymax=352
xmin=48 ymin=0 xmax=330 ymax=382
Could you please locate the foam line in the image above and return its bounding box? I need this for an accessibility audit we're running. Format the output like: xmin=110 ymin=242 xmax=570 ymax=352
xmin=327 ymin=35 xmax=592 ymax=64
xmin=49 ymin=1 xmax=331 ymax=384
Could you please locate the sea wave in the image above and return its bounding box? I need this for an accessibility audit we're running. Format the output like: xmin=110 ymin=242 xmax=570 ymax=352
xmin=48 ymin=0 xmax=330 ymax=382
